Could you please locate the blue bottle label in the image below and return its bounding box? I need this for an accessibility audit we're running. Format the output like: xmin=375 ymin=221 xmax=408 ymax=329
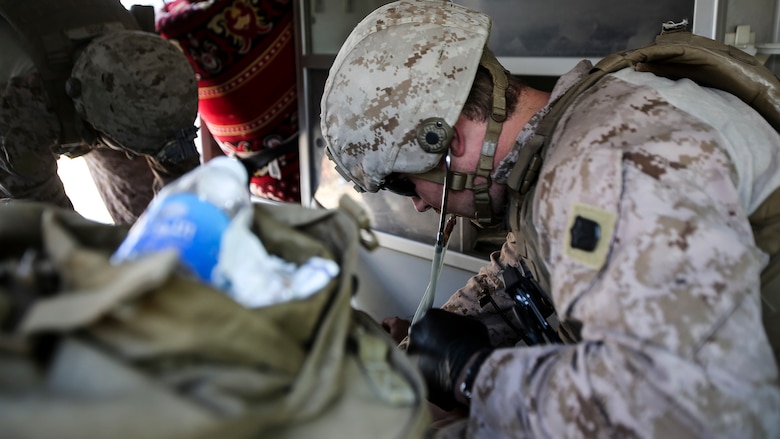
xmin=114 ymin=193 xmax=231 ymax=282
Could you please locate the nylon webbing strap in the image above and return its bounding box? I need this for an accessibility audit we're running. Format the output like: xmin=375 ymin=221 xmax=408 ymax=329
xmin=506 ymin=60 xmax=622 ymax=198
xmin=238 ymin=136 xmax=299 ymax=170
xmin=641 ymin=30 xmax=780 ymax=133
xmin=155 ymin=126 xmax=200 ymax=164
xmin=406 ymin=167 xmax=476 ymax=191
xmin=473 ymin=49 xmax=509 ymax=225
xmin=751 ymin=184 xmax=780 ymax=301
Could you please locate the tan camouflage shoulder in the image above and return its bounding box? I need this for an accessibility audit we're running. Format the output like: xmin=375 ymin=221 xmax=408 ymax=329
xmin=463 ymin=73 xmax=780 ymax=438
xmin=439 ymin=231 xmax=525 ymax=347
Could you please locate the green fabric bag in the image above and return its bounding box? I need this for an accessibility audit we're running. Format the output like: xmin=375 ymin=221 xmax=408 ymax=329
xmin=0 ymin=199 xmax=430 ymax=439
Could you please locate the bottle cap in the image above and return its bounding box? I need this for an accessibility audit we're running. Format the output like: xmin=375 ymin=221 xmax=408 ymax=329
xmin=207 ymin=156 xmax=249 ymax=185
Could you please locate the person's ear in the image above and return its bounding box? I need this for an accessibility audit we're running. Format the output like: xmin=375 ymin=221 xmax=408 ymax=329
xmin=448 ymin=127 xmax=466 ymax=158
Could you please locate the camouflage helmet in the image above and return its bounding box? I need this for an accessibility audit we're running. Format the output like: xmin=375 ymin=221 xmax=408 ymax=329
xmin=68 ymin=30 xmax=198 ymax=157
xmin=320 ymin=0 xmax=491 ymax=193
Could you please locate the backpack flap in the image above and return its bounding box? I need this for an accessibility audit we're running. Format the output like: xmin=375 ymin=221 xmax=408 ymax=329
xmin=0 ymin=198 xmax=428 ymax=438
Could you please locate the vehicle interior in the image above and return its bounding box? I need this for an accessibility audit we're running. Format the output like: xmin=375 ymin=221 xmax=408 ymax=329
xmin=74 ymin=0 xmax=779 ymax=325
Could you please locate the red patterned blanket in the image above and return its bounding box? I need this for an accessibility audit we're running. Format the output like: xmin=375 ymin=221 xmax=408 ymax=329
xmin=157 ymin=0 xmax=300 ymax=202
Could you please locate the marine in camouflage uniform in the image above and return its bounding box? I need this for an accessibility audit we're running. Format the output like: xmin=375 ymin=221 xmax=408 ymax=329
xmin=436 ymin=61 xmax=780 ymax=438
xmin=320 ymin=1 xmax=780 ymax=437
xmin=0 ymin=70 xmax=163 ymax=223
xmin=0 ymin=0 xmax=200 ymax=225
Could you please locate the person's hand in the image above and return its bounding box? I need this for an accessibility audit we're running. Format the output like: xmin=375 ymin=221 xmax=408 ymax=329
xmin=381 ymin=316 xmax=411 ymax=345
xmin=407 ymin=308 xmax=492 ymax=411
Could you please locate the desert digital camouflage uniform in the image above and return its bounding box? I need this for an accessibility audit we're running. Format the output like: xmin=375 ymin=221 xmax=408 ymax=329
xmin=317 ymin=2 xmax=780 ymax=436
xmin=436 ymin=61 xmax=780 ymax=438
xmin=0 ymin=73 xmax=162 ymax=223
xmin=0 ymin=2 xmax=199 ymax=225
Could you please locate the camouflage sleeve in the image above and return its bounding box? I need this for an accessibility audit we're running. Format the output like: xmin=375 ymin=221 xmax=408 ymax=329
xmin=0 ymin=76 xmax=72 ymax=209
xmin=394 ymin=233 xmax=521 ymax=352
xmin=438 ymin=232 xmax=524 ymax=347
xmin=463 ymin=76 xmax=780 ymax=438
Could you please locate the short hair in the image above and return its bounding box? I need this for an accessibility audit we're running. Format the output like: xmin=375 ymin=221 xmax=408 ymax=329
xmin=461 ymin=66 xmax=524 ymax=122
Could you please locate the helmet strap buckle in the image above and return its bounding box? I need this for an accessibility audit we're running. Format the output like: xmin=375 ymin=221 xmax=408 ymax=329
xmin=155 ymin=126 xmax=199 ymax=164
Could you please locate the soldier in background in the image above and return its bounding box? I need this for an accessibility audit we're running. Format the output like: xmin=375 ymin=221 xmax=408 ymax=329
xmin=0 ymin=0 xmax=201 ymax=225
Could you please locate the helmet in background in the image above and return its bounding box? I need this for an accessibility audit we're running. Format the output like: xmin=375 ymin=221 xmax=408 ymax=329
xmin=320 ymin=0 xmax=491 ymax=193
xmin=68 ymin=30 xmax=198 ymax=159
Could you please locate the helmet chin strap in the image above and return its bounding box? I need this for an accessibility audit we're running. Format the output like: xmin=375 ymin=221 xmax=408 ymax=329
xmin=473 ymin=49 xmax=508 ymax=226
xmin=413 ymin=49 xmax=508 ymax=227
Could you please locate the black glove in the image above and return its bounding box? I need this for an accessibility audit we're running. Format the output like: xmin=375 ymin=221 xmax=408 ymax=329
xmin=407 ymin=308 xmax=492 ymax=411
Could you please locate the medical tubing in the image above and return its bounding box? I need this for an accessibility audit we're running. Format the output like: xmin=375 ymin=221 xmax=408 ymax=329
xmin=412 ymin=154 xmax=453 ymax=324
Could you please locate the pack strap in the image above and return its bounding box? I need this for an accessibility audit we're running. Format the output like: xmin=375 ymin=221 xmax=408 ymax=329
xmin=508 ymin=29 xmax=780 ymax=199
xmin=238 ymin=136 xmax=299 ymax=171
xmin=751 ymin=185 xmax=780 ymax=295
xmin=506 ymin=61 xmax=613 ymax=197
xmin=505 ymin=30 xmax=780 ymax=357
xmin=606 ymin=30 xmax=780 ymax=132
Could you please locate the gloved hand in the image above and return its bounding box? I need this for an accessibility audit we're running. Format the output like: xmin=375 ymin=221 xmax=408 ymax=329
xmin=407 ymin=308 xmax=492 ymax=411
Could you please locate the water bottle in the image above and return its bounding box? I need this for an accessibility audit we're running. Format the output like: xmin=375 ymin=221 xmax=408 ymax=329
xmin=111 ymin=156 xmax=251 ymax=283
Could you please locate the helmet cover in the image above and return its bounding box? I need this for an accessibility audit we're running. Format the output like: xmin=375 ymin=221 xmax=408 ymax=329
xmin=320 ymin=0 xmax=491 ymax=192
xmin=70 ymin=30 xmax=198 ymax=156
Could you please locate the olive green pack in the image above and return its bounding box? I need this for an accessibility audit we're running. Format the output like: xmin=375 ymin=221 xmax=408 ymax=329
xmin=508 ymin=28 xmax=780 ymax=361
xmin=0 ymin=200 xmax=430 ymax=438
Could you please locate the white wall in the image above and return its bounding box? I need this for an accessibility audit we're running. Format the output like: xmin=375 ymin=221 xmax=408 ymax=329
xmin=56 ymin=156 xmax=113 ymax=224
xmin=351 ymin=233 xmax=489 ymax=322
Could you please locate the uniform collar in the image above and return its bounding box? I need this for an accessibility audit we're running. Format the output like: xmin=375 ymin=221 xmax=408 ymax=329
xmin=493 ymin=60 xmax=594 ymax=183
